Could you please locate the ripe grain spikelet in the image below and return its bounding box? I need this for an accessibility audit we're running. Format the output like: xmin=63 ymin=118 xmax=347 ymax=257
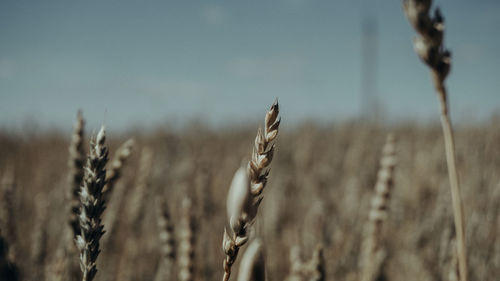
xmin=248 ymin=101 xmax=280 ymax=199
xmin=68 ymin=111 xmax=86 ymax=238
xmin=285 ymin=246 xmax=304 ymax=281
xmin=75 ymin=126 xmax=108 ymax=281
xmin=102 ymin=138 xmax=135 ymax=202
xmin=285 ymin=245 xmax=324 ymax=281
xmin=128 ymin=146 xmax=154 ymax=228
xmin=359 ymin=134 xmax=397 ymax=281
xmin=154 ymin=197 xmax=176 ymax=281
xmin=222 ymin=101 xmax=280 ymax=281
xmin=307 ymin=246 xmax=325 ymax=281
xmin=178 ymin=198 xmax=195 ymax=281
xmin=226 ymin=166 xmax=254 ymax=236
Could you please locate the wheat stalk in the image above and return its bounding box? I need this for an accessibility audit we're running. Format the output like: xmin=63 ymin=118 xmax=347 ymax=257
xmin=403 ymin=2 xmax=468 ymax=280
xmin=285 ymin=246 xmax=304 ymax=281
xmin=99 ymin=138 xmax=134 ymax=249
xmin=178 ymin=198 xmax=195 ymax=281
xmin=237 ymin=239 xmax=265 ymax=281
xmin=59 ymin=111 xmax=88 ymax=280
xmin=128 ymin=146 xmax=154 ymax=228
xmin=248 ymin=101 xmax=280 ymax=199
xmin=154 ymin=197 xmax=176 ymax=281
xmin=101 ymin=143 xmax=135 ymax=250
xmin=307 ymin=246 xmax=325 ymax=281
xmin=285 ymin=245 xmax=324 ymax=281
xmin=100 ymin=144 xmax=143 ymax=281
xmin=30 ymin=198 xmax=49 ymax=280
xmin=105 ymin=146 xmax=153 ymax=281
xmin=75 ymin=126 xmax=108 ymax=281
xmin=102 ymin=138 xmax=135 ymax=203
xmin=222 ymin=101 xmax=280 ymax=281
xmin=360 ymin=134 xmax=396 ymax=281
xmin=359 ymin=134 xmax=397 ymax=281
xmin=68 ymin=111 xmax=86 ymax=238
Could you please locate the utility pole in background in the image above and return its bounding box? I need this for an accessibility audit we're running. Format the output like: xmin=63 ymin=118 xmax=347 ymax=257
xmin=360 ymin=16 xmax=380 ymax=120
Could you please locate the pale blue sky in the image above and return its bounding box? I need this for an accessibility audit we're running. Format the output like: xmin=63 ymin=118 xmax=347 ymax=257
xmin=1 ymin=0 xmax=499 ymax=131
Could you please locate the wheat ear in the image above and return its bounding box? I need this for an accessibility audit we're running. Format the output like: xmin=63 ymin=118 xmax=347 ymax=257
xmin=102 ymin=138 xmax=135 ymax=203
xmin=75 ymin=126 xmax=108 ymax=281
xmin=285 ymin=246 xmax=304 ymax=281
xmin=359 ymin=134 xmax=397 ymax=281
xmin=105 ymin=146 xmax=152 ymax=281
xmin=100 ymin=143 xmax=135 ymax=250
xmin=154 ymin=197 xmax=176 ymax=281
xmin=100 ymin=138 xmax=135 ymax=248
xmin=285 ymin=245 xmax=325 ymax=281
xmin=237 ymin=239 xmax=265 ymax=281
xmin=403 ymin=2 xmax=468 ymax=281
xmin=248 ymin=101 xmax=280 ymax=199
xmin=222 ymin=101 xmax=280 ymax=281
xmin=68 ymin=111 xmax=86 ymax=238
xmin=178 ymin=198 xmax=195 ymax=281
xmin=128 ymin=147 xmax=154 ymax=228
xmin=307 ymin=246 xmax=325 ymax=281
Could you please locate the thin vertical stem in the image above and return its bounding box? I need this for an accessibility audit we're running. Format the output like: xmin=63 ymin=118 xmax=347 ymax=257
xmin=434 ymin=78 xmax=468 ymax=281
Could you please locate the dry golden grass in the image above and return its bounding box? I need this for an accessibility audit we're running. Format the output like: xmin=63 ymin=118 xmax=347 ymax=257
xmin=0 ymin=116 xmax=499 ymax=281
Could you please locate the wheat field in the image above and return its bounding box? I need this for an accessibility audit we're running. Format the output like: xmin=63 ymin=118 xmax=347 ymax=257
xmin=0 ymin=117 xmax=499 ymax=281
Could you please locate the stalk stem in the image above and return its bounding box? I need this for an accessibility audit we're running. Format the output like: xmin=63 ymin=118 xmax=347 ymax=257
xmin=433 ymin=73 xmax=468 ymax=281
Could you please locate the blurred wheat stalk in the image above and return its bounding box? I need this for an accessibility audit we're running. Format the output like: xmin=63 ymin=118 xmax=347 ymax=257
xmin=223 ymin=101 xmax=280 ymax=281
xmin=403 ymin=1 xmax=468 ymax=281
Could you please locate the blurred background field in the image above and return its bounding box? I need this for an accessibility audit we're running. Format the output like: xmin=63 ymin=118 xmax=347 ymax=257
xmin=1 ymin=119 xmax=500 ymax=280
